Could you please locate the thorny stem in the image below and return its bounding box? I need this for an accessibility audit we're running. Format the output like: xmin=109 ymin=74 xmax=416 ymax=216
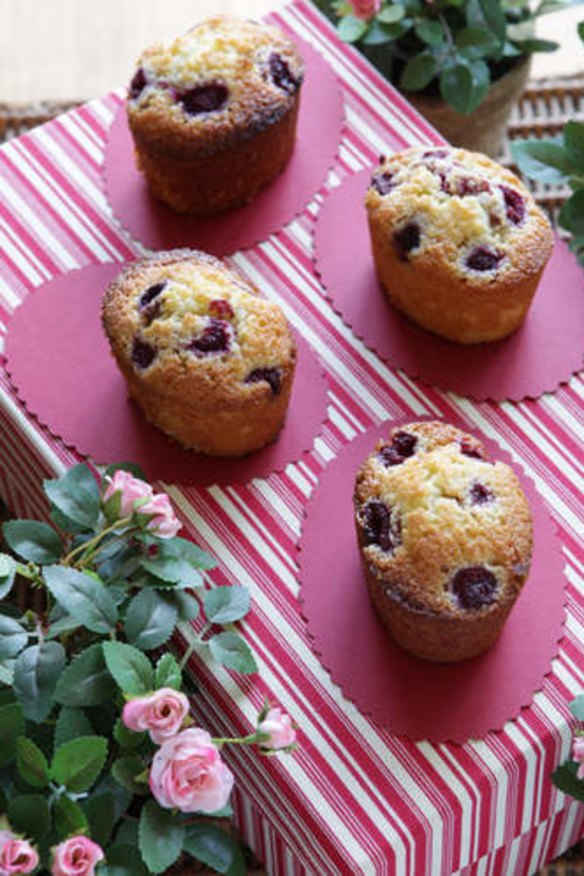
xmin=62 ymin=516 xmax=135 ymax=568
xmin=212 ymin=733 xmax=260 ymax=747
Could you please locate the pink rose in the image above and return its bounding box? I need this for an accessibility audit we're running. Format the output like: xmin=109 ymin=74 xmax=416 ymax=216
xmin=258 ymin=707 xmax=296 ymax=751
xmin=102 ymin=470 xmax=153 ymax=519
xmin=51 ymin=837 xmax=103 ymax=876
xmin=122 ymin=688 xmax=190 ymax=744
xmin=348 ymin=0 xmax=381 ymax=20
xmin=572 ymin=736 xmax=584 ymax=779
xmin=139 ymin=493 xmax=182 ymax=539
xmin=149 ymin=728 xmax=234 ymax=813
xmin=0 ymin=833 xmax=39 ymax=876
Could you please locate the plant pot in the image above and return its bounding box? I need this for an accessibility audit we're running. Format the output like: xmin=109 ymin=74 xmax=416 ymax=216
xmin=405 ymin=58 xmax=531 ymax=158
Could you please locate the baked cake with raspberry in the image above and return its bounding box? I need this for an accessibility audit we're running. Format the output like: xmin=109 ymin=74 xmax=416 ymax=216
xmin=127 ymin=16 xmax=304 ymax=214
xmin=354 ymin=421 xmax=533 ymax=662
xmin=365 ymin=147 xmax=553 ymax=343
xmin=102 ymin=250 xmax=296 ymax=456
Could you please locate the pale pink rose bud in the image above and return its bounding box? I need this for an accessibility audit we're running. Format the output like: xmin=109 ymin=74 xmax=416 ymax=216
xmin=139 ymin=492 xmax=182 ymax=539
xmin=0 ymin=832 xmax=39 ymax=876
xmin=572 ymin=736 xmax=584 ymax=779
xmin=348 ymin=0 xmax=381 ymax=20
xmin=122 ymin=688 xmax=190 ymax=744
xmin=102 ymin=470 xmax=153 ymax=519
xmin=258 ymin=707 xmax=296 ymax=750
xmin=149 ymin=727 xmax=234 ymax=813
xmin=51 ymin=837 xmax=103 ymax=876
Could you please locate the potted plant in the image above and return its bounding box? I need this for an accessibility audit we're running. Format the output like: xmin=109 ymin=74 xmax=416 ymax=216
xmin=511 ymin=119 xmax=584 ymax=265
xmin=313 ymin=0 xmax=578 ymax=156
xmin=0 ymin=463 xmax=296 ymax=876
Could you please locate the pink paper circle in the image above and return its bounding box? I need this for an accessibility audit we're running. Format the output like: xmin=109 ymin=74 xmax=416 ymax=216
xmin=5 ymin=263 xmax=329 ymax=486
xmin=103 ymin=38 xmax=344 ymax=256
xmin=298 ymin=419 xmax=567 ymax=742
xmin=313 ymin=170 xmax=584 ymax=401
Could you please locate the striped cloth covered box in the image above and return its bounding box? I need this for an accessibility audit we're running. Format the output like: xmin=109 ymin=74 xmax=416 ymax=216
xmin=0 ymin=2 xmax=582 ymax=874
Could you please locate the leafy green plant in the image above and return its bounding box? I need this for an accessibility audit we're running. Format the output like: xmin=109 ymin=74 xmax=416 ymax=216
xmin=0 ymin=463 xmax=296 ymax=876
xmin=314 ymin=0 xmax=580 ymax=114
xmin=511 ymin=121 xmax=584 ymax=265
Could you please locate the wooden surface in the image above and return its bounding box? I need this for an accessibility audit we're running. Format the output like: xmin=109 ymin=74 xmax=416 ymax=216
xmin=0 ymin=0 xmax=581 ymax=103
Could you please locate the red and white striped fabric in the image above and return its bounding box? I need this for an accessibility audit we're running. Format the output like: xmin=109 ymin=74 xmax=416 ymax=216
xmin=0 ymin=3 xmax=583 ymax=874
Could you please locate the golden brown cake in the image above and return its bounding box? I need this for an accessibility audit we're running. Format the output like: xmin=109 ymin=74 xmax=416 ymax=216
xmin=126 ymin=16 xmax=304 ymax=215
xmin=365 ymin=147 xmax=554 ymax=343
xmin=353 ymin=421 xmax=533 ymax=662
xmin=102 ymin=249 xmax=296 ymax=456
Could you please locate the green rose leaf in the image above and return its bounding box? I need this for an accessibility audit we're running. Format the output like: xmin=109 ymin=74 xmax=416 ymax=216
xmin=203 ymin=586 xmax=251 ymax=625
xmin=171 ymin=591 xmax=201 ymax=622
xmin=1 ymin=520 xmax=62 ymax=565
xmin=103 ymin=641 xmax=154 ymax=694
xmin=184 ymin=824 xmax=246 ymax=875
xmin=44 ymin=464 xmax=101 ymax=533
xmin=510 ymin=138 xmax=573 ymax=184
xmin=140 ymin=544 xmax=204 ymax=588
xmin=114 ymin=718 xmax=146 ymax=751
xmin=165 ymin=537 xmax=216 ymax=571
xmin=125 ymin=589 xmax=178 ymax=651
xmin=104 ymin=462 xmax=147 ymax=481
xmin=0 ymin=552 xmax=17 ymax=599
xmin=569 ymin=695 xmax=584 ymax=721
xmin=83 ymin=792 xmax=116 ymax=847
xmin=54 ymin=794 xmax=89 ymax=838
xmin=139 ymin=801 xmax=184 ymax=874
xmin=0 ymin=615 xmax=29 ymax=661
xmin=93 ymin=774 xmax=132 ymax=824
xmin=208 ymin=632 xmax=258 ymax=675
xmin=43 ymin=566 xmax=118 ymax=635
xmin=54 ymin=707 xmax=94 ymax=749
xmin=154 ymin=653 xmax=182 ymax=691
xmin=13 ymin=642 xmax=65 ymax=723
xmin=114 ymin=818 xmax=139 ymax=847
xmin=564 ymin=121 xmax=584 ymax=168
xmin=377 ymin=4 xmax=406 ymax=23
xmin=8 ymin=794 xmax=51 ymax=840
xmin=579 ymin=20 xmax=584 ymax=42
xmin=400 ymin=54 xmax=437 ymax=91
xmin=337 ymin=14 xmax=368 ymax=42
xmin=56 ymin=642 xmax=117 ymax=707
xmin=16 ymin=736 xmax=50 ymax=788
xmin=112 ymin=756 xmax=149 ymax=795
xmin=51 ymin=735 xmax=108 ymax=792
xmin=552 ymin=761 xmax=584 ymax=801
xmin=414 ymin=19 xmax=443 ymax=46
xmin=0 ymin=701 xmax=25 ymax=766
xmin=559 ymin=190 xmax=584 ymax=236
xmin=100 ymin=845 xmax=148 ymax=876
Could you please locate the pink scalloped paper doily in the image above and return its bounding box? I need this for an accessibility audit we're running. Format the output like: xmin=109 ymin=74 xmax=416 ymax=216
xmin=313 ymin=170 xmax=584 ymax=401
xmin=298 ymin=418 xmax=567 ymax=742
xmin=103 ymin=37 xmax=344 ymax=256
xmin=5 ymin=263 xmax=329 ymax=486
